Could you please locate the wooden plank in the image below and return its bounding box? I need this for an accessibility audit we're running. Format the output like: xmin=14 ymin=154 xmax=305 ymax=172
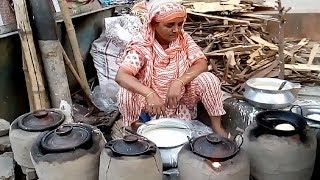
xmin=285 ymin=64 xmax=320 ymax=72
xmin=247 ymin=48 xmax=262 ymax=63
xmin=236 ymin=13 xmax=278 ymax=21
xmin=289 ymin=38 xmax=309 ymax=64
xmin=308 ymin=44 xmax=319 ymax=65
xmin=225 ymin=50 xmax=237 ymax=67
xmin=250 ymin=35 xmax=291 ymax=56
xmin=250 ymin=35 xmax=277 ymax=50
xmin=205 ymin=44 xmax=261 ymax=55
xmin=243 ymin=34 xmax=255 ymax=45
xmin=251 ymin=60 xmax=279 ymax=78
xmin=187 ymin=10 xmax=251 ymax=24
xmin=188 ymin=2 xmax=243 ymax=13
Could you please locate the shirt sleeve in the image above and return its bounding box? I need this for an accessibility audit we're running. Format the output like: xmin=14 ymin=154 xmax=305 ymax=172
xmin=185 ymin=33 xmax=207 ymax=65
xmin=120 ymin=50 xmax=145 ymax=76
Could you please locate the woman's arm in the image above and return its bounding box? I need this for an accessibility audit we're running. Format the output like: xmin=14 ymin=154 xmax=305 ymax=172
xmin=116 ymin=67 xmax=153 ymax=97
xmin=178 ymin=58 xmax=208 ymax=85
xmin=116 ymin=67 xmax=166 ymax=116
xmin=166 ymin=59 xmax=207 ymax=108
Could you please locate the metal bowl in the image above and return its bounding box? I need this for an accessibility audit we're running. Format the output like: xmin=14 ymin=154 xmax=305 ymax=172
xmin=243 ymin=78 xmax=300 ymax=109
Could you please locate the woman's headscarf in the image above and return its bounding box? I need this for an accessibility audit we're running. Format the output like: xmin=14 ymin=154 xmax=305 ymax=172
xmin=119 ymin=1 xmax=191 ymax=88
xmin=123 ymin=1 xmax=188 ymax=65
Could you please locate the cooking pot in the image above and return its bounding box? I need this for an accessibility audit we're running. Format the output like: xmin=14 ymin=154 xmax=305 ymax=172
xmin=255 ymin=106 xmax=307 ymax=136
xmin=188 ymin=133 xmax=243 ymax=162
xmin=9 ymin=109 xmax=65 ymax=169
xmin=31 ymin=123 xmax=103 ymax=180
xmin=243 ymin=78 xmax=300 ymax=109
xmin=106 ymin=135 xmax=157 ymax=156
xmin=291 ymin=105 xmax=320 ymax=127
xmin=137 ymin=118 xmax=192 ymax=168
xmin=39 ymin=124 xmax=94 ymax=154
xmin=99 ymin=135 xmax=162 ymax=180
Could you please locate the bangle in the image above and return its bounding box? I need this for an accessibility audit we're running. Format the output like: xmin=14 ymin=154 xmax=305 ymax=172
xmin=145 ymin=91 xmax=155 ymax=99
xmin=175 ymin=78 xmax=185 ymax=86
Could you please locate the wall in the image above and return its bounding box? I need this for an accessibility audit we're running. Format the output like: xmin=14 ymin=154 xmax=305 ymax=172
xmin=0 ymin=7 xmax=115 ymax=122
xmin=265 ymin=0 xmax=320 ymax=13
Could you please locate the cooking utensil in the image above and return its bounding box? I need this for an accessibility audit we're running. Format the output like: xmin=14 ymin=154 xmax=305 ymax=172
xmin=188 ymin=133 xmax=243 ymax=162
xmin=40 ymin=124 xmax=93 ymax=153
xmin=137 ymin=118 xmax=192 ymax=168
xmin=278 ymin=81 xmax=287 ymax=90
xmin=291 ymin=105 xmax=320 ymax=122
xmin=18 ymin=109 xmax=65 ymax=132
xmin=106 ymin=135 xmax=157 ymax=156
xmin=255 ymin=105 xmax=307 ymax=136
xmin=243 ymin=78 xmax=300 ymax=109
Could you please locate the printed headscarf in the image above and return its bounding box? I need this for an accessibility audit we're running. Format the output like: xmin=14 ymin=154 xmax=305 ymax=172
xmin=120 ymin=1 xmax=189 ymax=87
xmin=124 ymin=1 xmax=188 ymax=61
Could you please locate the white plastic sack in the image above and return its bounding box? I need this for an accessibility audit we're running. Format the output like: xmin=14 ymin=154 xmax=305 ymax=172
xmin=90 ymin=15 xmax=142 ymax=84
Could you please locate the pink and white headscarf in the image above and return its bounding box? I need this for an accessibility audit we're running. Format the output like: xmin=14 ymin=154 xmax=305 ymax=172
xmin=121 ymin=1 xmax=188 ymax=65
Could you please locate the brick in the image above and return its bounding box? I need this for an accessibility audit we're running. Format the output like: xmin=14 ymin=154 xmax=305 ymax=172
xmin=0 ymin=119 xmax=10 ymax=137
xmin=0 ymin=152 xmax=15 ymax=180
xmin=0 ymin=136 xmax=11 ymax=153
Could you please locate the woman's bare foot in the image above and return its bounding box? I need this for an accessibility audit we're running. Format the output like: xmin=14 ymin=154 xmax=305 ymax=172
xmin=210 ymin=116 xmax=230 ymax=138
xmin=212 ymin=126 xmax=229 ymax=138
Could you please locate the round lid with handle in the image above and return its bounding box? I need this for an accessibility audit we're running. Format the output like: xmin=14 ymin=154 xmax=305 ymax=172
xmin=40 ymin=124 xmax=93 ymax=153
xmin=106 ymin=135 xmax=156 ymax=156
xmin=18 ymin=109 xmax=65 ymax=132
xmin=189 ymin=133 xmax=243 ymax=161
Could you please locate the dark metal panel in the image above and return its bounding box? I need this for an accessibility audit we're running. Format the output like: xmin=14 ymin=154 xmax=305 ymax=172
xmin=28 ymin=0 xmax=58 ymax=40
xmin=0 ymin=34 xmax=29 ymax=122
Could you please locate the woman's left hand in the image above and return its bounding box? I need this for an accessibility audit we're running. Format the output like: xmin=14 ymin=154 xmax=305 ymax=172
xmin=166 ymin=80 xmax=184 ymax=108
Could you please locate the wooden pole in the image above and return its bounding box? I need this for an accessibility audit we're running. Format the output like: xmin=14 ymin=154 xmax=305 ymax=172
xmin=22 ymin=52 xmax=35 ymax=111
xmin=60 ymin=44 xmax=92 ymax=101
xmin=13 ymin=0 xmax=50 ymax=110
xmin=277 ymin=0 xmax=291 ymax=79
xmin=58 ymin=0 xmax=90 ymax=92
xmin=28 ymin=0 xmax=73 ymax=108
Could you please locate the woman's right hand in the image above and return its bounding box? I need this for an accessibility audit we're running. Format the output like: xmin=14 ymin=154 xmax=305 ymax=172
xmin=145 ymin=92 xmax=166 ymax=118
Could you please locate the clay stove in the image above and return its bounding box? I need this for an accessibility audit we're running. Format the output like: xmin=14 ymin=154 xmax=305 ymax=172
xmin=243 ymin=123 xmax=317 ymax=180
xmin=178 ymin=133 xmax=250 ymax=180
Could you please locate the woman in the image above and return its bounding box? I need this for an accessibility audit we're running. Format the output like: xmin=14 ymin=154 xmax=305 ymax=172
xmin=115 ymin=1 xmax=228 ymax=137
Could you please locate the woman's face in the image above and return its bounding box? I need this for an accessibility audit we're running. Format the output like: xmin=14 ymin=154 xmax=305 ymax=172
xmin=153 ymin=17 xmax=184 ymax=44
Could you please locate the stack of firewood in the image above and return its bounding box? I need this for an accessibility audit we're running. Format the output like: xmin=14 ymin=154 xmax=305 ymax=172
xmin=184 ymin=0 xmax=320 ymax=95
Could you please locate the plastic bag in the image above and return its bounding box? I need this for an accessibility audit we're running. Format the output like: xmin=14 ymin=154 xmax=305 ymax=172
xmin=91 ymin=80 xmax=120 ymax=113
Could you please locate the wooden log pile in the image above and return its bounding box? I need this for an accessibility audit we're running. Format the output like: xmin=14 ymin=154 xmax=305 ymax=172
xmin=184 ymin=0 xmax=320 ymax=95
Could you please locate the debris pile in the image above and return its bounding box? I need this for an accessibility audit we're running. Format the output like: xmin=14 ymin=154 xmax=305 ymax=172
xmin=184 ymin=0 xmax=320 ymax=95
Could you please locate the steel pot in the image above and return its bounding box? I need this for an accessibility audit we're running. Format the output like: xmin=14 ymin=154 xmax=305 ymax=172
xmin=243 ymin=78 xmax=300 ymax=109
xmin=137 ymin=118 xmax=192 ymax=168
xmin=255 ymin=106 xmax=308 ymax=136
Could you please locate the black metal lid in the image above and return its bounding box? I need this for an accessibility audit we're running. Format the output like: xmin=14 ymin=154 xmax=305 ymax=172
xmin=40 ymin=124 xmax=93 ymax=153
xmin=190 ymin=133 xmax=240 ymax=160
xmin=18 ymin=109 xmax=65 ymax=132
xmin=106 ymin=135 xmax=155 ymax=156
